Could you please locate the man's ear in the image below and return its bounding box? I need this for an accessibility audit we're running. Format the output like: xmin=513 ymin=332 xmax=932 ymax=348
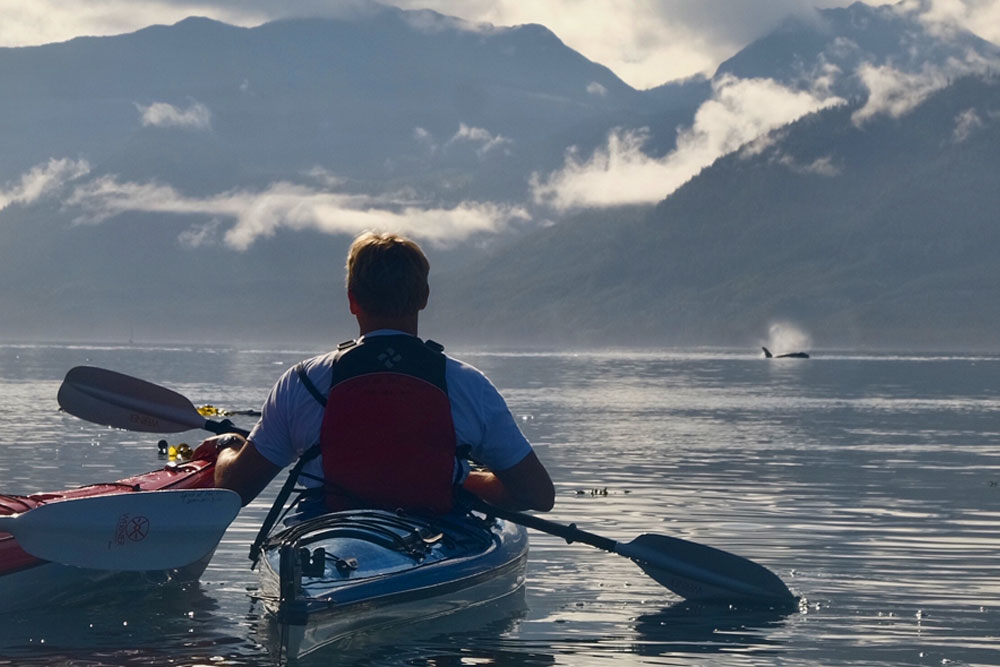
xmin=419 ymin=285 xmax=429 ymax=311
xmin=348 ymin=290 xmax=361 ymax=315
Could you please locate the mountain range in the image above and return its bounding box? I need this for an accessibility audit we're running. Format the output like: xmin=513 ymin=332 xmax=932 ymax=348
xmin=1 ymin=1 xmax=998 ymax=350
xmin=433 ymin=74 xmax=1000 ymax=349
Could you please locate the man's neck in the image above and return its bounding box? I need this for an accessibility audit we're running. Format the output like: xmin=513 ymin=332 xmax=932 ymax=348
xmin=356 ymin=313 xmax=419 ymax=337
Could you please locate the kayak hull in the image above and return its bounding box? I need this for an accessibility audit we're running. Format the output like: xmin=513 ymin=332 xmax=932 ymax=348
xmin=0 ymin=457 xmax=217 ymax=613
xmin=258 ymin=508 xmax=529 ymax=661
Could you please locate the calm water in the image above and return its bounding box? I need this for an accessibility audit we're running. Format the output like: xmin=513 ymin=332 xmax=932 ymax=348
xmin=1 ymin=343 xmax=999 ymax=666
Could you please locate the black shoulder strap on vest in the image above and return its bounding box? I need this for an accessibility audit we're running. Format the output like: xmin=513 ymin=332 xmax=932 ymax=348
xmin=296 ymin=363 xmax=327 ymax=408
xmin=295 ymin=341 xmax=358 ymax=408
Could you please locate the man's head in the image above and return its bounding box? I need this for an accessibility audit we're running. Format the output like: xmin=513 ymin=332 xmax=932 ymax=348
xmin=346 ymin=232 xmax=430 ymax=320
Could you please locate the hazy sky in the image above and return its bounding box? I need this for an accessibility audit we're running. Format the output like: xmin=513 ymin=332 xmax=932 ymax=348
xmin=1 ymin=0 xmax=997 ymax=89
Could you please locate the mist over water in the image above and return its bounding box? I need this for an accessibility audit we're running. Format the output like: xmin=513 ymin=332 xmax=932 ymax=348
xmin=1 ymin=343 xmax=999 ymax=666
xmin=765 ymin=321 xmax=812 ymax=356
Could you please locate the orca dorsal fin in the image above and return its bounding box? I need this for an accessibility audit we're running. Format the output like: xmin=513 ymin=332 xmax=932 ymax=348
xmin=761 ymin=347 xmax=773 ymax=358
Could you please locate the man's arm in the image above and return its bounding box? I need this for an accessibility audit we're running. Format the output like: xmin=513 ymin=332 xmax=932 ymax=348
xmin=462 ymin=451 xmax=555 ymax=511
xmin=209 ymin=435 xmax=282 ymax=506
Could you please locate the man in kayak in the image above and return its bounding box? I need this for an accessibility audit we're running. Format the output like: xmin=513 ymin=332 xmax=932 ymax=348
xmin=205 ymin=231 xmax=555 ymax=514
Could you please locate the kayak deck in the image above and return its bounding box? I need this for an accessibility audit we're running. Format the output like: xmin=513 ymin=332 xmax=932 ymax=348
xmin=259 ymin=508 xmax=529 ymax=660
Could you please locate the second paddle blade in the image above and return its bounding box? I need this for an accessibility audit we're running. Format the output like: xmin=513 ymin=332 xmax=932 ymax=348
xmin=58 ymin=366 xmax=204 ymax=433
xmin=617 ymin=533 xmax=795 ymax=603
xmin=4 ymin=489 xmax=241 ymax=571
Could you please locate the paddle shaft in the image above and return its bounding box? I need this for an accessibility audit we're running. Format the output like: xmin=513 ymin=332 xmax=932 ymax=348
xmin=205 ymin=419 xmax=249 ymax=437
xmin=468 ymin=497 xmax=616 ymax=552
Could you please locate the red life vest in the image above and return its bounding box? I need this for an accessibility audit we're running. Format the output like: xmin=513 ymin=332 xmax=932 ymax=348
xmin=318 ymin=335 xmax=457 ymax=514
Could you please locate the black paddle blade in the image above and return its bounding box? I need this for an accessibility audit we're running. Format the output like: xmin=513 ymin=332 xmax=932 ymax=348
xmin=617 ymin=533 xmax=795 ymax=603
xmin=58 ymin=366 xmax=204 ymax=433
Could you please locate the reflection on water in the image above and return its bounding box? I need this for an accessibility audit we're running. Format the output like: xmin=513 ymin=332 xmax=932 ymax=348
xmin=1 ymin=344 xmax=1000 ymax=665
xmin=277 ymin=588 xmax=535 ymax=667
xmin=632 ymin=601 xmax=792 ymax=658
xmin=0 ymin=582 xmax=251 ymax=666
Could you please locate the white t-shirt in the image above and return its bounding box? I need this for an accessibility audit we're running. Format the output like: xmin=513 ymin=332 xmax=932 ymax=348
xmin=249 ymin=331 xmax=533 ymax=487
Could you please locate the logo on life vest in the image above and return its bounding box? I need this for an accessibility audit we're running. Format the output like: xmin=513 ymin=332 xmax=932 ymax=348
xmin=377 ymin=348 xmax=402 ymax=369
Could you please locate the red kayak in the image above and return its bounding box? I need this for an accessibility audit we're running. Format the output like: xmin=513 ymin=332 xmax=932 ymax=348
xmin=0 ymin=451 xmax=218 ymax=613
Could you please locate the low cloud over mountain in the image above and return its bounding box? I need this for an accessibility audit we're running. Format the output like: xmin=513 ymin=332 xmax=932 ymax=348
xmin=531 ymin=75 xmax=845 ymax=211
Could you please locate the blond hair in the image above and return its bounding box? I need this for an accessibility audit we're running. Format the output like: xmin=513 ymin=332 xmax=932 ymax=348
xmin=345 ymin=232 xmax=430 ymax=318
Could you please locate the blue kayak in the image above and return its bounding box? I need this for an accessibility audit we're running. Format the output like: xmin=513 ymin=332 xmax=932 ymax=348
xmin=257 ymin=508 xmax=529 ymax=660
